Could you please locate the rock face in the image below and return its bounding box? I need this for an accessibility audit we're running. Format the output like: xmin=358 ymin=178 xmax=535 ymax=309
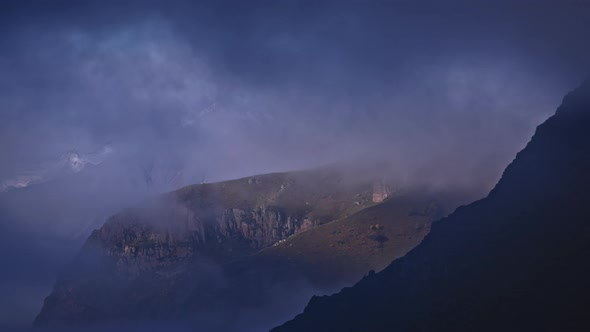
xmin=273 ymin=81 xmax=590 ymax=331
xmin=86 ymin=204 xmax=310 ymax=277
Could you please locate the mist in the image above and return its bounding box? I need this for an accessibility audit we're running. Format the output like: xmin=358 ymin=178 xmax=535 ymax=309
xmin=1 ymin=0 xmax=590 ymax=330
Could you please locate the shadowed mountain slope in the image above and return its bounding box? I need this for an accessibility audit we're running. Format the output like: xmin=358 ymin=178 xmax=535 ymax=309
xmin=273 ymin=81 xmax=590 ymax=332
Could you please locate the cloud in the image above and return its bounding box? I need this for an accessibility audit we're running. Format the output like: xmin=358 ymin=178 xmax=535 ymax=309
xmin=1 ymin=1 xmax=586 ymax=190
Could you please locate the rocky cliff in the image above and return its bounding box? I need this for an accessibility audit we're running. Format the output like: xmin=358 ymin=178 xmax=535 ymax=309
xmin=273 ymin=81 xmax=590 ymax=331
xmin=88 ymin=204 xmax=314 ymax=277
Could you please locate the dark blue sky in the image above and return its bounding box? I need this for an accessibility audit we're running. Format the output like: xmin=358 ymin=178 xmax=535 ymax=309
xmin=1 ymin=0 xmax=590 ymax=329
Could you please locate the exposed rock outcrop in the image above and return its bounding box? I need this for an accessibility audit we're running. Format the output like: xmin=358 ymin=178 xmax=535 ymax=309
xmin=88 ymin=204 xmax=319 ymax=278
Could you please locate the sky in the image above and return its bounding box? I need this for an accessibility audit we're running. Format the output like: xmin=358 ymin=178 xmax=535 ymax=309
xmin=1 ymin=0 xmax=590 ymax=329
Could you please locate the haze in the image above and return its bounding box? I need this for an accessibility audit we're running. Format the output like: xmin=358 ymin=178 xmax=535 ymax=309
xmin=1 ymin=0 xmax=590 ymax=330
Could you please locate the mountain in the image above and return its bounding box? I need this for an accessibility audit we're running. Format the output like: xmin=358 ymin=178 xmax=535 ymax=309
xmin=33 ymin=165 xmax=470 ymax=331
xmin=273 ymin=81 xmax=590 ymax=332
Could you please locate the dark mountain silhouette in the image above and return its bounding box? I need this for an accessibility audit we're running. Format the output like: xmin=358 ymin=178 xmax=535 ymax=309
xmin=273 ymin=80 xmax=590 ymax=331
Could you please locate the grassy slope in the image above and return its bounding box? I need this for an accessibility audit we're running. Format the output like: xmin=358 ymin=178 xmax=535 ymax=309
xmin=250 ymin=192 xmax=462 ymax=286
xmin=170 ymin=167 xmax=378 ymax=223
